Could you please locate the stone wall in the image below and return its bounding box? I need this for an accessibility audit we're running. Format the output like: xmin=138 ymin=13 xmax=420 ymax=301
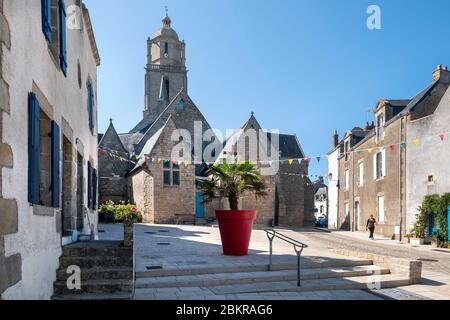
xmin=0 ymin=0 xmax=22 ymax=298
xmin=332 ymin=248 xmax=422 ymax=284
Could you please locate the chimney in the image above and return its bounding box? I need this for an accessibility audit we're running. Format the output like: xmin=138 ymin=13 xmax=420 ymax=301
xmin=333 ymin=130 xmax=339 ymax=148
xmin=433 ymin=64 xmax=450 ymax=83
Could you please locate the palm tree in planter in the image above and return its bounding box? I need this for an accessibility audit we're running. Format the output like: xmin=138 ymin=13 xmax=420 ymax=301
xmin=199 ymin=160 xmax=267 ymax=256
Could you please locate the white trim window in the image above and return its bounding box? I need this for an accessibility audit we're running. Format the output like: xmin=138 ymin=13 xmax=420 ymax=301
xmin=373 ymin=149 xmax=386 ymax=180
xmin=358 ymin=161 xmax=364 ymax=187
xmin=377 ymin=195 xmax=385 ymax=223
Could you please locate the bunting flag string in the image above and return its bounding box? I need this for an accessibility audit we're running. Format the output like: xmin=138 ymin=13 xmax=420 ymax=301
xmin=97 ymin=130 xmax=448 ymax=167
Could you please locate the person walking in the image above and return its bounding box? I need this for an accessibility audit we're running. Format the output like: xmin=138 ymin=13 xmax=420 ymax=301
xmin=366 ymin=215 xmax=376 ymax=240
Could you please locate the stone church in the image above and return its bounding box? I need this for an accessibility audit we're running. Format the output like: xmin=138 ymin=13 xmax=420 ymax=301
xmin=98 ymin=13 xmax=315 ymax=227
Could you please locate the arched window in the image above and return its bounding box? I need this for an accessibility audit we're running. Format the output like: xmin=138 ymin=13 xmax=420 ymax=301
xmin=164 ymin=42 xmax=169 ymax=56
xmin=164 ymin=79 xmax=170 ymax=101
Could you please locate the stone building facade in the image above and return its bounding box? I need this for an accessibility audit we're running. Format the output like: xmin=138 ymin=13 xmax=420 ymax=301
xmin=330 ymin=65 xmax=450 ymax=239
xmin=99 ymin=14 xmax=315 ymax=228
xmin=0 ymin=0 xmax=100 ymax=299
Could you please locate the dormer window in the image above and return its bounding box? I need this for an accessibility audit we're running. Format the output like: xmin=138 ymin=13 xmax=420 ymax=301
xmin=376 ymin=113 xmax=385 ymax=141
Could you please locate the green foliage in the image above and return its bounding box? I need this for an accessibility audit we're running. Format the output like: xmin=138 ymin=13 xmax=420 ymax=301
xmin=415 ymin=194 xmax=449 ymax=248
xmin=199 ymin=159 xmax=267 ymax=211
xmin=99 ymin=200 xmax=143 ymax=224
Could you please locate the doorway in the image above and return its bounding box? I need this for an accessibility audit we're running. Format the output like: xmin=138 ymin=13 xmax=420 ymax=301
xmin=354 ymin=201 xmax=360 ymax=231
xmin=62 ymin=137 xmax=73 ymax=238
xmin=195 ymin=192 xmax=205 ymax=219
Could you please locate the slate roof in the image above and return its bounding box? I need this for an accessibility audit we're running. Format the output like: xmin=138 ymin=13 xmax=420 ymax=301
xmin=268 ymin=133 xmax=304 ymax=160
xmin=118 ymin=133 xmax=144 ymax=153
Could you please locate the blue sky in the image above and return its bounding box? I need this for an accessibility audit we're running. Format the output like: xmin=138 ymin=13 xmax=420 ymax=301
xmin=84 ymin=0 xmax=450 ymax=177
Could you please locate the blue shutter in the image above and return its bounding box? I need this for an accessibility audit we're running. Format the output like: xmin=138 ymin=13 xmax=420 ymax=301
xmin=59 ymin=0 xmax=67 ymax=76
xmin=51 ymin=121 xmax=61 ymax=208
xmin=28 ymin=93 xmax=40 ymax=205
xmin=87 ymin=81 xmax=94 ymax=131
xmin=93 ymin=168 xmax=97 ymax=210
xmin=41 ymin=0 xmax=52 ymax=42
xmin=87 ymin=161 xmax=92 ymax=208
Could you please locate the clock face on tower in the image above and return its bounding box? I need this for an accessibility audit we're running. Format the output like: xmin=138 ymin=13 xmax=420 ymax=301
xmin=164 ymin=53 xmax=169 ymax=58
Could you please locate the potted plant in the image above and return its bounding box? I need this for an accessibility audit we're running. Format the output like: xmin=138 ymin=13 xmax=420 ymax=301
xmin=200 ymin=160 xmax=267 ymax=256
xmin=114 ymin=203 xmax=143 ymax=247
xmin=409 ymin=223 xmax=425 ymax=246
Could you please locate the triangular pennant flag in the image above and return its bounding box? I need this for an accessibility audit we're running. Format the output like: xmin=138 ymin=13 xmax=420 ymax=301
xmin=389 ymin=144 xmax=395 ymax=152
xmin=368 ymin=148 xmax=373 ymax=154
xmin=184 ymin=160 xmax=189 ymax=168
xmin=306 ymin=156 xmax=312 ymax=164
xmin=400 ymin=142 xmax=407 ymax=149
xmin=157 ymin=158 xmax=161 ymax=164
xmin=425 ymin=136 xmax=433 ymax=142
xmin=439 ymin=133 xmax=445 ymax=141
xmin=268 ymin=160 xmax=273 ymax=166
xmin=413 ymin=139 xmax=420 ymax=146
xmin=316 ymin=157 xmax=321 ymax=163
xmin=288 ymin=159 xmax=294 ymax=165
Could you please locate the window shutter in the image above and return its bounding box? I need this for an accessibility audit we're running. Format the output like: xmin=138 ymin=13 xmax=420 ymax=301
xmin=87 ymin=161 xmax=92 ymax=208
xmin=41 ymin=0 xmax=52 ymax=42
xmin=93 ymin=168 xmax=97 ymax=210
xmin=51 ymin=121 xmax=61 ymax=208
xmin=373 ymin=154 xmax=377 ymax=180
xmin=28 ymin=93 xmax=41 ymax=205
xmin=382 ymin=149 xmax=386 ymax=177
xmin=59 ymin=0 xmax=68 ymax=75
xmin=87 ymin=81 xmax=94 ymax=131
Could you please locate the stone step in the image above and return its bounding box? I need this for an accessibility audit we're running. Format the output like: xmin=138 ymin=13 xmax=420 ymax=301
xmin=59 ymin=256 xmax=133 ymax=269
xmin=53 ymin=279 xmax=133 ymax=295
xmin=56 ymin=267 xmax=133 ymax=281
xmin=136 ymin=258 xmax=374 ymax=278
xmin=207 ymin=274 xmax=412 ymax=295
xmin=135 ymin=265 xmax=389 ymax=289
xmin=52 ymin=292 xmax=132 ymax=300
xmin=62 ymin=241 xmax=132 ymax=257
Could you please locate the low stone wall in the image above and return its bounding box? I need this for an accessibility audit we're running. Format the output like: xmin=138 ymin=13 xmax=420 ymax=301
xmin=331 ymin=248 xmax=422 ymax=284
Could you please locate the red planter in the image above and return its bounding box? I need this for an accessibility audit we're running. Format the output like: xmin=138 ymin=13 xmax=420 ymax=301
xmin=215 ymin=210 xmax=257 ymax=256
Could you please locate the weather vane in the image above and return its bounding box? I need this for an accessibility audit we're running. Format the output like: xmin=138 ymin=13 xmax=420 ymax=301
xmin=165 ymin=6 xmax=169 ymax=17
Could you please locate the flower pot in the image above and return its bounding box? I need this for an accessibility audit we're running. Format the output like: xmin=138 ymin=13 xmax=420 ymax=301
xmin=123 ymin=221 xmax=134 ymax=247
xmin=410 ymin=238 xmax=425 ymax=246
xmin=215 ymin=210 xmax=256 ymax=256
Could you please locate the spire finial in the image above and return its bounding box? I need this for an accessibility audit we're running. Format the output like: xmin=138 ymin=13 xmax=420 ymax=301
xmin=251 ymin=111 xmax=254 ymax=117
xmin=162 ymin=6 xmax=172 ymax=27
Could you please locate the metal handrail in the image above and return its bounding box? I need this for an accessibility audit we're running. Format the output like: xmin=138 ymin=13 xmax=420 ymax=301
xmin=264 ymin=229 xmax=308 ymax=287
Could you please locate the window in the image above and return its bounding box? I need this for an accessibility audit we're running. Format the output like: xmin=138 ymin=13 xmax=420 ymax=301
xmin=164 ymin=79 xmax=170 ymax=101
xmin=163 ymin=161 xmax=180 ymax=186
xmin=41 ymin=0 xmax=52 ymax=42
xmin=378 ymin=196 xmax=385 ymax=223
xmin=164 ymin=42 xmax=169 ymax=55
xmin=344 ymin=203 xmax=349 ymax=219
xmin=345 ymin=169 xmax=350 ymax=191
xmin=373 ymin=150 xmax=386 ymax=180
xmin=28 ymin=92 xmax=60 ymax=208
xmin=358 ymin=162 xmax=364 ymax=187
xmin=427 ymin=174 xmax=435 ymax=185
xmin=320 ymin=206 xmax=324 ymax=214
xmin=376 ymin=113 xmax=385 ymax=141
xmin=178 ymin=99 xmax=186 ymax=112
xmin=59 ymin=0 xmax=67 ymax=76
xmin=87 ymin=80 xmax=94 ymax=132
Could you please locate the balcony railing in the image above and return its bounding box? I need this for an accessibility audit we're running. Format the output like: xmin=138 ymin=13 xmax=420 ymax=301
xmin=146 ymin=64 xmax=187 ymax=73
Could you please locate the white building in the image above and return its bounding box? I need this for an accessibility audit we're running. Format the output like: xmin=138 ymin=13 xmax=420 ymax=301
xmin=405 ymin=65 xmax=450 ymax=232
xmin=327 ymin=131 xmax=340 ymax=229
xmin=0 ymin=0 xmax=100 ymax=299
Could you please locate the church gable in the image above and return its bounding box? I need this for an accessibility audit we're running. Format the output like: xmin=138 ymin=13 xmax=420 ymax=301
xmin=99 ymin=121 xmax=128 ymax=154
xmin=134 ymin=90 xmax=215 ymax=155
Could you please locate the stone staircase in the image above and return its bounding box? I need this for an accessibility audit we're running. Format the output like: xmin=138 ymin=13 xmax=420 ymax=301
xmin=52 ymin=241 xmax=133 ymax=300
xmin=134 ymin=258 xmax=412 ymax=299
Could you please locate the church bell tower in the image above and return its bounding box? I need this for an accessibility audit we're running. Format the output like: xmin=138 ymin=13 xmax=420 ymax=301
xmin=143 ymin=10 xmax=188 ymax=122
